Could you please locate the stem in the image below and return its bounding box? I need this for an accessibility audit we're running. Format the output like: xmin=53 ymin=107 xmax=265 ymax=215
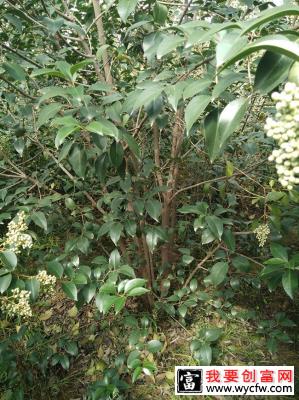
xmin=92 ymin=0 xmax=113 ymax=84
xmin=184 ymin=243 xmax=221 ymax=287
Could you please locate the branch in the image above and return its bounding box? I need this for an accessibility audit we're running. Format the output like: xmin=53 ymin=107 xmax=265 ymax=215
xmin=152 ymin=122 xmax=164 ymax=187
xmin=184 ymin=243 xmax=221 ymax=287
xmin=178 ymin=0 xmax=193 ymax=24
xmin=92 ymin=0 xmax=113 ymax=84
xmin=0 ymin=43 xmax=41 ymax=67
xmin=0 ymin=76 xmax=36 ymax=100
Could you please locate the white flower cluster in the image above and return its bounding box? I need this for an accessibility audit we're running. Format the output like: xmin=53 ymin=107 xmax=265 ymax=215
xmin=265 ymin=82 xmax=299 ymax=190
xmin=254 ymin=224 xmax=270 ymax=247
xmin=3 ymin=211 xmax=33 ymax=253
xmin=36 ymin=270 xmax=56 ymax=294
xmin=0 ymin=288 xmax=32 ymax=318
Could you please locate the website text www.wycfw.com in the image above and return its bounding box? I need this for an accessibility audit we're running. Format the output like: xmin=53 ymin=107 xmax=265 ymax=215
xmin=206 ymin=383 xmax=293 ymax=395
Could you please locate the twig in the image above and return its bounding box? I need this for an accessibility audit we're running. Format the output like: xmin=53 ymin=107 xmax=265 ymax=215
xmin=184 ymin=243 xmax=221 ymax=287
xmin=0 ymin=76 xmax=36 ymax=100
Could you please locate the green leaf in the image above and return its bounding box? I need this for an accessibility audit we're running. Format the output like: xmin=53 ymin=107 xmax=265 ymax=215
xmin=25 ymin=278 xmax=40 ymax=301
xmin=203 ymin=327 xmax=222 ymax=342
xmin=219 ymin=35 xmax=299 ymax=72
xmin=118 ymin=265 xmax=136 ymax=278
xmin=183 ymin=79 xmax=211 ymax=100
xmin=270 ymin=243 xmax=288 ymax=261
xmin=114 ymin=297 xmax=126 ymax=313
xmin=117 ymin=0 xmax=138 ymax=22
xmin=122 ymin=131 xmax=140 ymax=159
xmin=146 ymin=229 xmax=159 ymax=253
xmin=282 ymin=270 xmax=298 ymax=299
xmin=288 ymin=61 xmax=299 ymax=85
xmin=109 ymin=249 xmax=121 ymax=268
xmin=70 ymin=59 xmax=93 ymax=76
xmin=68 ymin=145 xmax=87 ymax=178
xmin=37 ymin=103 xmax=62 ymax=128
xmin=110 ymin=141 xmax=124 ymax=167
xmin=196 ymin=343 xmax=212 ymax=365
xmin=3 ymin=62 xmax=26 ymax=81
xmin=132 ymin=366 xmax=142 ymax=383
xmin=86 ymin=119 xmax=120 ymax=140
xmin=254 ymin=51 xmax=293 ymax=95
xmin=73 ymin=272 xmax=88 ymax=285
xmin=206 ymin=216 xmax=223 ymax=240
xmin=145 ymin=199 xmax=161 ymax=222
xmin=223 ymin=229 xmax=236 ymax=252
xmin=55 ymin=61 xmax=73 ymax=81
xmin=82 ymin=283 xmax=97 ymax=303
xmin=47 ymin=261 xmax=63 ymax=278
xmin=0 ymin=251 xmax=17 ymax=270
xmin=204 ymin=98 xmax=248 ymax=162
xmin=178 ymin=304 xmax=188 ymax=318
xmin=55 ymin=125 xmax=79 ymax=148
xmin=185 ymin=95 xmax=211 ymax=133
xmin=88 ymin=81 xmax=113 ymax=92
xmin=212 ymin=72 xmax=243 ymax=100
xmin=109 ymin=222 xmax=123 ymax=245
xmin=156 ymin=34 xmax=184 ymax=59
xmin=62 ymin=282 xmax=78 ymax=301
xmin=31 ymin=211 xmax=47 ymax=231
xmin=240 ymin=5 xmax=299 ymax=35
xmin=204 ymin=262 xmax=229 ymax=286
xmin=127 ymin=287 xmax=149 ymax=296
xmin=124 ymin=278 xmax=147 ymax=294
xmin=0 ymin=273 xmax=12 ymax=293
xmin=147 ymin=339 xmax=163 ymax=353
xmin=95 ymin=293 xmax=118 ymax=314
xmin=153 ymin=2 xmax=168 ymax=24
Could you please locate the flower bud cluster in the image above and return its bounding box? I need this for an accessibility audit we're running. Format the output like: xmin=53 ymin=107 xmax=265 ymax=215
xmin=253 ymin=224 xmax=270 ymax=247
xmin=265 ymin=82 xmax=299 ymax=190
xmin=36 ymin=270 xmax=56 ymax=294
xmin=0 ymin=288 xmax=32 ymax=318
xmin=3 ymin=211 xmax=33 ymax=253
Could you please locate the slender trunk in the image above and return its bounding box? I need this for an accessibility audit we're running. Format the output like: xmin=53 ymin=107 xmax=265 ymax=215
xmin=92 ymin=0 xmax=113 ymax=85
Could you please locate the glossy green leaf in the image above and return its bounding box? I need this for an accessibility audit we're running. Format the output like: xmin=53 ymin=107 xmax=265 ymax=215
xmin=145 ymin=199 xmax=161 ymax=222
xmin=110 ymin=141 xmax=124 ymax=167
xmin=68 ymin=145 xmax=87 ymax=178
xmin=95 ymin=293 xmax=118 ymax=313
xmin=47 ymin=261 xmax=63 ymax=278
xmin=86 ymin=119 xmax=120 ymax=140
xmin=26 ymin=278 xmax=40 ymax=301
xmin=196 ymin=343 xmax=212 ymax=365
xmin=204 ymin=262 xmax=229 ymax=286
xmin=206 ymin=216 xmax=223 ymax=240
xmin=117 ymin=0 xmax=138 ymax=22
xmin=0 ymin=273 xmax=12 ymax=293
xmin=282 ymin=270 xmax=298 ymax=299
xmin=0 ymin=251 xmax=17 ymax=270
xmin=288 ymin=61 xmax=299 ymax=85
xmin=3 ymin=62 xmax=26 ymax=81
xmin=124 ymin=278 xmax=147 ymax=294
xmin=204 ymin=98 xmax=248 ymax=162
xmin=126 ymin=287 xmax=149 ymax=296
xmin=55 ymin=125 xmax=79 ymax=148
xmin=109 ymin=222 xmax=123 ymax=245
xmin=185 ymin=95 xmax=211 ymax=134
xmin=31 ymin=211 xmax=47 ymax=231
xmin=183 ymin=79 xmax=211 ymax=100
xmin=147 ymin=339 xmax=163 ymax=353
xmin=219 ymin=35 xmax=299 ymax=72
xmin=37 ymin=103 xmax=62 ymax=128
xmin=153 ymin=2 xmax=168 ymax=24
xmin=254 ymin=51 xmax=293 ymax=94
xmin=156 ymin=35 xmax=184 ymax=59
xmin=62 ymin=282 xmax=78 ymax=301
xmin=241 ymin=5 xmax=299 ymax=35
